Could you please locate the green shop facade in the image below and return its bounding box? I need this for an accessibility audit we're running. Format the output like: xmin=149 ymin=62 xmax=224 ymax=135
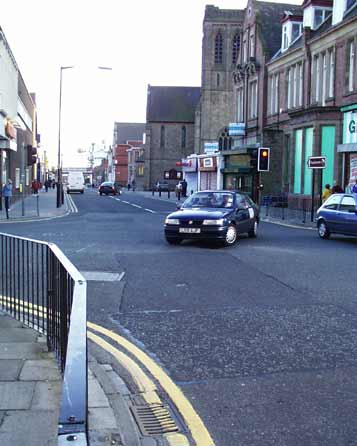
xmin=338 ymin=104 xmax=357 ymax=190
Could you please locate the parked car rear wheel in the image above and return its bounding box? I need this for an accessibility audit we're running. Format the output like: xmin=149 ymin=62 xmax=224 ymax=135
xmin=318 ymin=220 xmax=330 ymax=239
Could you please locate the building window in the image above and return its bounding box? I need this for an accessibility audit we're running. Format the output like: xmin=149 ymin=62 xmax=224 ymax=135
xmin=269 ymin=73 xmax=279 ymax=115
xmin=249 ymin=80 xmax=258 ymax=119
xmin=292 ymin=23 xmax=302 ymax=42
xmin=348 ymin=40 xmax=355 ymax=92
xmin=314 ymin=8 xmax=331 ymax=29
xmin=287 ymin=68 xmax=292 ymax=109
xmin=160 ymin=125 xmax=165 ymax=148
xmin=298 ymin=63 xmax=303 ymax=106
xmin=282 ymin=25 xmax=288 ymax=51
xmin=237 ymin=88 xmax=244 ymax=122
xmin=250 ymin=34 xmax=255 ymax=58
xmin=181 ymin=126 xmax=186 ymax=149
xmin=293 ymin=66 xmax=298 ymax=108
xmin=347 ymin=0 xmax=356 ymax=10
xmin=243 ymin=39 xmax=247 ymax=63
xmin=218 ymin=128 xmax=232 ymax=151
xmin=232 ymin=33 xmax=240 ymax=65
xmin=328 ymin=49 xmax=334 ymax=97
xmin=214 ymin=32 xmax=223 ymax=64
xmin=315 ymin=55 xmax=320 ymax=102
xmin=217 ymin=73 xmax=220 ymax=87
xmin=322 ymin=53 xmax=327 ymax=106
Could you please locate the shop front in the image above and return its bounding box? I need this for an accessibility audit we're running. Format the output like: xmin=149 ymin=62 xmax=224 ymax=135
xmin=338 ymin=105 xmax=357 ymax=190
xmin=198 ymin=155 xmax=222 ymax=191
xmin=181 ymin=156 xmax=198 ymax=194
xmin=221 ymin=150 xmax=258 ymax=200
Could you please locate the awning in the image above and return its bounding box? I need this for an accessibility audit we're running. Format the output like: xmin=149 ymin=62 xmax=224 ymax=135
xmin=337 ymin=143 xmax=357 ymax=153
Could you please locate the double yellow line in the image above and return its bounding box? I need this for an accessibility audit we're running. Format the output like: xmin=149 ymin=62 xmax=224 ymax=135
xmin=0 ymin=298 xmax=215 ymax=446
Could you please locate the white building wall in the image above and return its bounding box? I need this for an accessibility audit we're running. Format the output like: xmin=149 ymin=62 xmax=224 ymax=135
xmin=0 ymin=34 xmax=18 ymax=124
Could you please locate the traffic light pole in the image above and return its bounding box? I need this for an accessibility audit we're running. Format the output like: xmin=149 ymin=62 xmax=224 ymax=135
xmin=57 ymin=68 xmax=63 ymax=208
xmin=21 ymin=142 xmax=25 ymax=216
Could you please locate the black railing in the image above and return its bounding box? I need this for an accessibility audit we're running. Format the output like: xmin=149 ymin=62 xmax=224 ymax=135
xmin=260 ymin=194 xmax=321 ymax=224
xmin=0 ymin=232 xmax=88 ymax=445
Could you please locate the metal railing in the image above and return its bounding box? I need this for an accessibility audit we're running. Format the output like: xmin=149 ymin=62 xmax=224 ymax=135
xmin=260 ymin=194 xmax=321 ymax=224
xmin=0 ymin=232 xmax=88 ymax=445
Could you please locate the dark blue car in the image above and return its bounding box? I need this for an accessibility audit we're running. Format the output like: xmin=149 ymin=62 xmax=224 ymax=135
xmin=316 ymin=193 xmax=357 ymax=239
xmin=164 ymin=190 xmax=259 ymax=246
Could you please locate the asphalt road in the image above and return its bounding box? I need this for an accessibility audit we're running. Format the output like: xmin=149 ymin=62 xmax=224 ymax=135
xmin=2 ymin=190 xmax=357 ymax=446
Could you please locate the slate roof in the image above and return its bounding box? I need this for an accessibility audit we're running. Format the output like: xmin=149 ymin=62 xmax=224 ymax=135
xmin=204 ymin=5 xmax=244 ymax=23
xmin=114 ymin=123 xmax=145 ymax=145
xmin=254 ymin=0 xmax=303 ymax=58
xmin=146 ymin=86 xmax=201 ymax=123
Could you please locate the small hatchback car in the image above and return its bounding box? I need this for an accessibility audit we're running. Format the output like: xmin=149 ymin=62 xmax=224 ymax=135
xmin=316 ymin=193 xmax=357 ymax=238
xmin=164 ymin=190 xmax=259 ymax=246
xmin=98 ymin=182 xmax=120 ymax=196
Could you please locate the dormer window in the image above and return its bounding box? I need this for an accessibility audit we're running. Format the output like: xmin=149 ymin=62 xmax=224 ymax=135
xmin=281 ymin=19 xmax=302 ymax=52
xmin=314 ymin=8 xmax=330 ymax=28
xmin=346 ymin=0 xmax=356 ymax=11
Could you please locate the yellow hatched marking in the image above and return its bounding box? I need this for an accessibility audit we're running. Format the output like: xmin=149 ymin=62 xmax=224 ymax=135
xmin=88 ymin=322 xmax=215 ymax=446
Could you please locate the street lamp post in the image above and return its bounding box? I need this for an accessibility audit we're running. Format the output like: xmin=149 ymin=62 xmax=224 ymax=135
xmin=57 ymin=65 xmax=112 ymax=207
xmin=57 ymin=66 xmax=74 ymax=208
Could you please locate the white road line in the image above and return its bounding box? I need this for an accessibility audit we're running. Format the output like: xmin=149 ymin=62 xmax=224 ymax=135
xmin=76 ymin=243 xmax=96 ymax=253
xmin=122 ymin=200 xmax=130 ymax=204
xmin=144 ymin=208 xmax=156 ymax=213
xmin=131 ymin=204 xmax=142 ymax=209
xmin=115 ymin=198 xmax=121 ymax=201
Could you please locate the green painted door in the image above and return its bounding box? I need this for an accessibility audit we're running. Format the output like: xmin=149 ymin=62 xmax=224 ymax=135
xmin=321 ymin=126 xmax=335 ymax=189
xmin=304 ymin=128 xmax=313 ymax=195
xmin=294 ymin=130 xmax=303 ymax=193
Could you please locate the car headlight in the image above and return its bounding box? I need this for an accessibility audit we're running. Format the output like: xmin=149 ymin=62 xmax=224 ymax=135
xmin=202 ymin=219 xmax=225 ymax=226
xmin=165 ymin=218 xmax=180 ymax=225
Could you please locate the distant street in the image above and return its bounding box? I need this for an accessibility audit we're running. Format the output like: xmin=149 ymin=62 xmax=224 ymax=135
xmin=2 ymin=189 xmax=357 ymax=446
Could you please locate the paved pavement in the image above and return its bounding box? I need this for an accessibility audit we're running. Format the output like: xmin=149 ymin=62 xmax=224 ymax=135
xmin=0 ymin=188 xmax=70 ymax=222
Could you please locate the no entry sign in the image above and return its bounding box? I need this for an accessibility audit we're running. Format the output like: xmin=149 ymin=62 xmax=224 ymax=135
xmin=308 ymin=156 xmax=326 ymax=169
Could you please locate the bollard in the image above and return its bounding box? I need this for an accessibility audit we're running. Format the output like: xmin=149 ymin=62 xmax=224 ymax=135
xmin=177 ymin=191 xmax=181 ymax=201
xmin=152 ymin=189 xmax=154 ymax=196
xmin=159 ymin=189 xmax=162 ymax=197
xmin=168 ymin=190 xmax=170 ymax=199
xmin=36 ymin=194 xmax=40 ymax=216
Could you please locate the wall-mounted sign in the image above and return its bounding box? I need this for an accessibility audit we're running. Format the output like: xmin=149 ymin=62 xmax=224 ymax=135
xmin=228 ymin=122 xmax=245 ymax=136
xmin=164 ymin=169 xmax=182 ymax=180
xmin=204 ymin=142 xmax=219 ymax=154
xmin=343 ymin=110 xmax=357 ymax=144
xmin=199 ymin=157 xmax=217 ymax=171
xmin=5 ymin=120 xmax=16 ymax=139
xmin=307 ymin=156 xmax=326 ymax=169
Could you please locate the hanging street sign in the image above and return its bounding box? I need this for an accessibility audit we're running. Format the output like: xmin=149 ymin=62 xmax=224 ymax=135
xmin=307 ymin=156 xmax=326 ymax=169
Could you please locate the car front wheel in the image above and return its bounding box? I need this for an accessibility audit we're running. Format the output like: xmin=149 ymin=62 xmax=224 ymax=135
xmin=248 ymin=220 xmax=258 ymax=238
xmin=318 ymin=221 xmax=330 ymax=239
xmin=224 ymin=224 xmax=237 ymax=246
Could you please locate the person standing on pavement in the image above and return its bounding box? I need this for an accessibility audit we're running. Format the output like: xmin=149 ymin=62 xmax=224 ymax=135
xmin=331 ymin=182 xmax=343 ymax=194
xmin=322 ymin=184 xmax=332 ymax=202
xmin=351 ymin=179 xmax=357 ymax=193
xmin=32 ymin=179 xmax=40 ymax=194
xmin=181 ymin=179 xmax=187 ymax=197
xmin=2 ymin=179 xmax=12 ymax=219
xmin=132 ymin=179 xmax=136 ymax=191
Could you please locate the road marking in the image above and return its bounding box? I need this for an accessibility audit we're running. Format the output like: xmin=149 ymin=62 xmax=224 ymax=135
xmin=122 ymin=200 xmax=130 ymax=204
xmin=144 ymin=208 xmax=156 ymax=213
xmin=76 ymin=243 xmax=96 ymax=253
xmin=131 ymin=204 xmax=142 ymax=209
xmin=88 ymin=322 xmax=215 ymax=446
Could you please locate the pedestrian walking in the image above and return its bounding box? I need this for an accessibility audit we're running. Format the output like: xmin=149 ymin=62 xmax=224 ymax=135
xmin=2 ymin=179 xmax=12 ymax=219
xmin=127 ymin=182 xmax=131 ymax=191
xmin=132 ymin=179 xmax=136 ymax=191
xmin=322 ymin=184 xmax=332 ymax=203
xmin=331 ymin=182 xmax=343 ymax=194
xmin=44 ymin=180 xmax=49 ymax=192
xmin=181 ymin=179 xmax=187 ymax=197
xmin=175 ymin=181 xmax=182 ymax=201
xmin=32 ymin=179 xmax=40 ymax=195
xmin=351 ymin=179 xmax=357 ymax=193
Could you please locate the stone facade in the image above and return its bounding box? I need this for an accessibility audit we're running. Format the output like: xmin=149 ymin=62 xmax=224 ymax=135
xmin=196 ymin=6 xmax=243 ymax=153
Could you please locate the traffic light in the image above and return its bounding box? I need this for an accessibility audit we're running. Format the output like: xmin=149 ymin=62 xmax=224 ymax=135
xmin=250 ymin=149 xmax=258 ymax=168
xmin=258 ymin=147 xmax=270 ymax=172
xmin=27 ymin=145 xmax=37 ymax=165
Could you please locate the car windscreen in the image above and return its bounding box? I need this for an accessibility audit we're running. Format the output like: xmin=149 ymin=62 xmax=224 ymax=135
xmin=101 ymin=182 xmax=113 ymax=186
xmin=182 ymin=192 xmax=234 ymax=208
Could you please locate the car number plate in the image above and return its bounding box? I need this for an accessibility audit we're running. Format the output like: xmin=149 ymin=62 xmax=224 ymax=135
xmin=179 ymin=228 xmax=201 ymax=233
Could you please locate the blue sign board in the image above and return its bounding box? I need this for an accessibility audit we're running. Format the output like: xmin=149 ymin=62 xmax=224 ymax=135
xmin=229 ymin=122 xmax=245 ymax=136
xmin=204 ymin=142 xmax=219 ymax=154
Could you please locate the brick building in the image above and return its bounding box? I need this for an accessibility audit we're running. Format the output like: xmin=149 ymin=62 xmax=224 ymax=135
xmin=144 ymin=85 xmax=200 ymax=190
xmin=266 ymin=0 xmax=357 ymax=208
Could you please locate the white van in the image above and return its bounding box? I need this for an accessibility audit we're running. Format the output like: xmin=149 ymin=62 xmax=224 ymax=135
xmin=67 ymin=171 xmax=85 ymax=194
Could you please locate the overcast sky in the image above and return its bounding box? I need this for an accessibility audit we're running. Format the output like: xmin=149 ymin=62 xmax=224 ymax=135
xmin=1 ymin=0 xmax=301 ymax=168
